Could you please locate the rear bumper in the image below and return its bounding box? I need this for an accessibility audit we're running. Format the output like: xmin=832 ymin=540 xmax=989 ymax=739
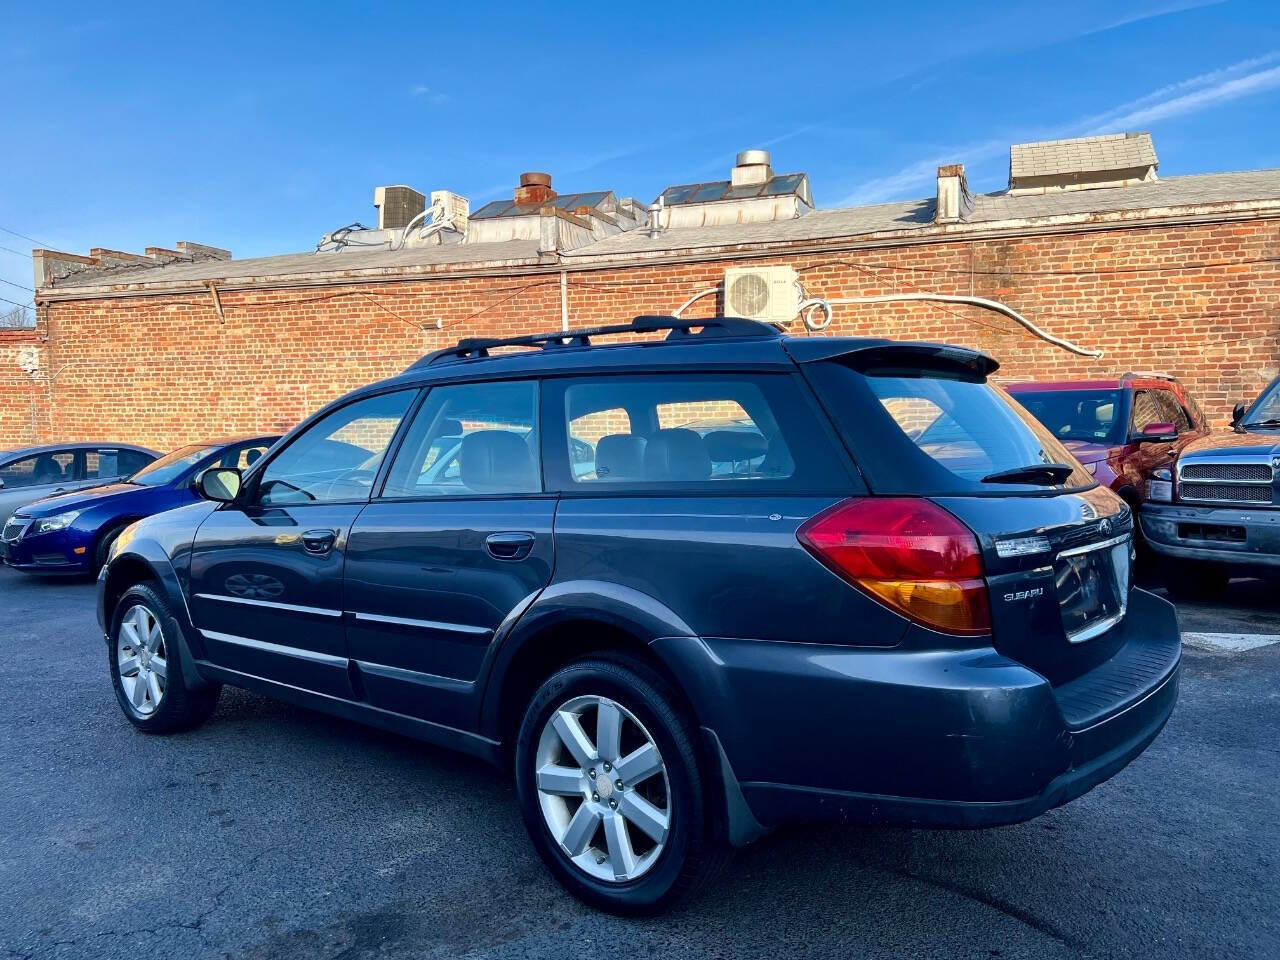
xmin=1141 ymin=501 xmax=1280 ymax=570
xmin=656 ymin=589 xmax=1179 ymax=833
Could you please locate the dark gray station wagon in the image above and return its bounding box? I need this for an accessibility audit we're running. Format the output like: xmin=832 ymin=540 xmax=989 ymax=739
xmin=97 ymin=316 xmax=1180 ymax=913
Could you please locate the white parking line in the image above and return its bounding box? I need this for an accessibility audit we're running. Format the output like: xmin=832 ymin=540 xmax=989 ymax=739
xmin=1182 ymin=632 xmax=1280 ymax=653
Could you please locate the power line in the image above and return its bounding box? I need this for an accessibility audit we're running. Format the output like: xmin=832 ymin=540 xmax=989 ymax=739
xmin=0 ymin=277 xmax=34 ymax=292
xmin=0 ymin=294 xmax=33 ymax=310
xmin=0 ymin=243 xmax=30 ymax=258
xmin=0 ymin=225 xmax=52 ymax=248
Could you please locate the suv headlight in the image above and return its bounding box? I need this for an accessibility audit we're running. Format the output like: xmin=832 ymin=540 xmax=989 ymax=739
xmin=1146 ymin=467 xmax=1173 ymax=503
xmin=29 ymin=510 xmax=81 ymax=536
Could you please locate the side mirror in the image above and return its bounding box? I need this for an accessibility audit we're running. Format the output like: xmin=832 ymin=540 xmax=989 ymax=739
xmin=1232 ymin=402 xmax=1247 ymax=425
xmin=1137 ymin=421 xmax=1178 ymax=442
xmin=198 ymin=467 xmax=242 ymax=503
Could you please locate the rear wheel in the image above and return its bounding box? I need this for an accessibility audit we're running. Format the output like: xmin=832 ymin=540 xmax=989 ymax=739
xmin=109 ymin=583 xmax=221 ymax=733
xmin=1161 ymin=559 xmax=1230 ymax=601
xmin=514 ymin=656 xmax=718 ymax=914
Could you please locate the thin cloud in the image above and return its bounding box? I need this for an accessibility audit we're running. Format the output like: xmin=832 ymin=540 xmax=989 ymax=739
xmin=838 ymin=50 xmax=1280 ymax=207
xmin=410 ymin=84 xmax=449 ymax=104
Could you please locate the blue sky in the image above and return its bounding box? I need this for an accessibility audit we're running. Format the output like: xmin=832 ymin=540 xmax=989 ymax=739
xmin=2 ymin=0 xmax=1280 ymax=309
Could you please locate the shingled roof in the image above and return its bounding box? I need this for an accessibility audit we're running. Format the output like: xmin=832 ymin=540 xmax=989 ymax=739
xmin=1009 ymin=133 xmax=1158 ymax=193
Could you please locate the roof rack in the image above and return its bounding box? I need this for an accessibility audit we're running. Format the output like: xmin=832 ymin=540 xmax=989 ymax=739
xmin=1121 ymin=371 xmax=1178 ymax=383
xmin=411 ymin=315 xmax=780 ymax=369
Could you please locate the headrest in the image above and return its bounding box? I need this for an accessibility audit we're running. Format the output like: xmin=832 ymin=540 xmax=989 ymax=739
xmin=595 ymin=434 xmax=646 ymax=481
xmin=439 ymin=418 xmax=464 ymax=438
xmin=244 ymin=448 xmax=263 ymax=466
xmin=32 ymin=457 xmax=64 ymax=484
xmin=644 ymin=428 xmax=711 ymax=481
xmin=460 ymin=430 xmax=537 ymax=493
xmin=704 ymin=430 xmax=767 ymax=463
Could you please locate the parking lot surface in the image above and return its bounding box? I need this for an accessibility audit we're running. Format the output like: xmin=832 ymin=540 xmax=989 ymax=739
xmin=1 ymin=565 xmax=1276 ymax=960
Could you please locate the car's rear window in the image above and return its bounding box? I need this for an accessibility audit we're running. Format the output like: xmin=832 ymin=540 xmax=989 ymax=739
xmin=808 ymin=361 xmax=1095 ymax=495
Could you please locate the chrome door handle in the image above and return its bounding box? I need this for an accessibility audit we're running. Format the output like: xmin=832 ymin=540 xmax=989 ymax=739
xmin=486 ymin=531 xmax=535 ymax=561
xmin=301 ymin=529 xmax=338 ymax=555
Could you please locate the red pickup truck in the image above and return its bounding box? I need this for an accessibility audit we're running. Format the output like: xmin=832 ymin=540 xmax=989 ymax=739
xmin=1005 ymin=374 xmax=1210 ymax=522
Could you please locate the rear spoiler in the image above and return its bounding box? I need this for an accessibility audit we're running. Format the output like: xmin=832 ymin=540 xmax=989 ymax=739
xmin=783 ymin=339 xmax=1000 ymax=381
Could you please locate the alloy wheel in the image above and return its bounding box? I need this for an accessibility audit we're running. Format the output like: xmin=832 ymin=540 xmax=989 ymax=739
xmin=117 ymin=604 xmax=168 ymax=716
xmin=534 ymin=694 xmax=671 ymax=883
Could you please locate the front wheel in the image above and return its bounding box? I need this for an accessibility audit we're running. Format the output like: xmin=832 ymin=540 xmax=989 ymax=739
xmin=514 ymin=656 xmax=720 ymax=914
xmin=109 ymin=583 xmax=221 ymax=733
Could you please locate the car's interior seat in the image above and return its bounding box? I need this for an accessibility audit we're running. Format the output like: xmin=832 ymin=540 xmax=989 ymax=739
xmin=32 ymin=456 xmax=66 ymax=485
xmin=460 ymin=430 xmax=538 ymax=493
xmin=644 ymin=428 xmax=712 ymax=481
xmin=595 ymin=434 xmax=646 ymax=481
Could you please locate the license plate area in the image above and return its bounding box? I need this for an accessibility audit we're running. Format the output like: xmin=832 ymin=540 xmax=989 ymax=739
xmin=1055 ymin=535 xmax=1132 ymax=644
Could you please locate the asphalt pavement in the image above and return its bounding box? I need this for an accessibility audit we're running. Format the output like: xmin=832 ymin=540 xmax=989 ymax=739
xmin=0 ymin=565 xmax=1276 ymax=959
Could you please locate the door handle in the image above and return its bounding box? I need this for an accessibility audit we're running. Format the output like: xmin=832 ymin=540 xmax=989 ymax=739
xmin=301 ymin=528 xmax=338 ymax=555
xmin=486 ymin=531 xmax=535 ymax=561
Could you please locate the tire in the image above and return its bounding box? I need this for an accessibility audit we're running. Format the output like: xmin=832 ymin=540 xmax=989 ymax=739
xmin=93 ymin=521 xmax=132 ymax=575
xmin=109 ymin=583 xmax=221 ymax=734
xmin=1161 ymin=559 xmax=1230 ymax=601
xmin=514 ymin=655 xmax=720 ymax=914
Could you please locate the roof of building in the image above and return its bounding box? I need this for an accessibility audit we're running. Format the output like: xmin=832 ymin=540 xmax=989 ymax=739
xmin=660 ymin=173 xmax=809 ymax=206
xmin=42 ymin=167 xmax=1280 ymax=294
xmin=1010 ymin=132 xmax=1157 ymax=179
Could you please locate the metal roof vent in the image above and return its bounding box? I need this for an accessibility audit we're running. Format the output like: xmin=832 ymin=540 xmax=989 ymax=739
xmin=655 ymin=150 xmax=813 ymax=228
xmin=1009 ymin=133 xmax=1158 ymax=195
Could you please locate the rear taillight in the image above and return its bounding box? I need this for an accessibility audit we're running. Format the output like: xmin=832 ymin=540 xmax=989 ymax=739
xmin=797 ymin=497 xmax=991 ymax=636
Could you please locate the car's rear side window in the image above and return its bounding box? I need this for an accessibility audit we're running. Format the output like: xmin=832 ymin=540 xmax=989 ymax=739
xmin=808 ymin=361 xmax=1094 ymax=495
xmin=545 ymin=373 xmax=853 ymax=492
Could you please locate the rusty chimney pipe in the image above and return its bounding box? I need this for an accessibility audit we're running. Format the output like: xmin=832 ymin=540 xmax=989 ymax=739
xmin=515 ymin=171 xmax=555 ymax=206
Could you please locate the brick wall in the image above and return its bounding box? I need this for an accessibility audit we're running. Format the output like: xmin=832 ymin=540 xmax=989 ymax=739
xmin=0 ymin=327 xmax=49 ymax=446
xmin=8 ymin=216 xmax=1278 ymax=451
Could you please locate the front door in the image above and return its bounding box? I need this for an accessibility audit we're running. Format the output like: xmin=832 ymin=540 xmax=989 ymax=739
xmin=343 ymin=379 xmax=555 ymax=728
xmin=188 ymin=391 xmax=417 ymax=698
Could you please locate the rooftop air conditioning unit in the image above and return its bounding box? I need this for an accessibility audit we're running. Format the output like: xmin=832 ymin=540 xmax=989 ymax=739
xmin=723 ymin=265 xmax=798 ymax=323
xmin=431 ymin=190 xmax=469 ymax=234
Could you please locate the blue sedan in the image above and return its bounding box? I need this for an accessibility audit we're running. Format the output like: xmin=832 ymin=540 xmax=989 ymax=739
xmin=0 ymin=436 xmax=277 ymax=575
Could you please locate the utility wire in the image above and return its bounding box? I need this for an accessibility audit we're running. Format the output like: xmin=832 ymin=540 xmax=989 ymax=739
xmin=0 ymin=225 xmax=52 ymax=248
xmin=0 ymin=294 xmax=34 ymax=309
xmin=0 ymin=277 xmax=34 ymax=292
xmin=0 ymin=243 xmax=30 ymax=258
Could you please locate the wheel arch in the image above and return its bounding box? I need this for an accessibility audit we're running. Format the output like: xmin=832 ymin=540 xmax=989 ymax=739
xmin=478 ymin=580 xmax=702 ymax=754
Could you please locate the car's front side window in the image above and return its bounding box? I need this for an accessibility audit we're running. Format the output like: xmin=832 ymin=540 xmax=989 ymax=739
xmin=257 ymin=392 xmax=415 ymax=506
xmin=381 ymin=380 xmax=540 ymax=498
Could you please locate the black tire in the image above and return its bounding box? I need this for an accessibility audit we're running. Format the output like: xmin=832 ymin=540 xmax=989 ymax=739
xmin=514 ymin=655 xmax=720 ymax=915
xmin=1161 ymin=559 xmax=1230 ymax=601
xmin=109 ymin=583 xmax=221 ymax=733
xmin=93 ymin=521 xmax=132 ymax=575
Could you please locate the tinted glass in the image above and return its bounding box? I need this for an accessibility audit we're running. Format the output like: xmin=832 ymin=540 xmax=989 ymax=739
xmin=1129 ymin=390 xmax=1165 ymax=435
xmin=0 ymin=453 xmax=72 ymax=489
xmin=382 ymin=381 xmax=539 ymax=498
xmin=129 ymin=445 xmax=215 ymax=486
xmin=259 ymin=392 xmax=414 ymax=505
xmin=810 ymin=362 xmax=1093 ymax=495
xmin=85 ymin=449 xmax=121 ymax=480
xmin=551 ymin=374 xmax=851 ymax=489
xmin=1154 ymin=391 xmax=1191 ymax=431
xmin=1008 ymin=389 xmax=1124 ymax=445
xmin=1244 ymin=379 xmax=1280 ymax=425
xmin=213 ymin=441 xmax=272 ymax=471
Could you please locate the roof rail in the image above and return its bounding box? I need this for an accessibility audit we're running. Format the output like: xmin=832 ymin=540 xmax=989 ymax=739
xmin=410 ymin=315 xmax=779 ymax=369
xmin=1121 ymin=370 xmax=1178 ymax=383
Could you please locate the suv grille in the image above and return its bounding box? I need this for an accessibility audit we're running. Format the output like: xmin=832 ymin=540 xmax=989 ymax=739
xmin=1179 ymin=482 xmax=1272 ymax=504
xmin=1180 ymin=462 xmax=1272 ymax=482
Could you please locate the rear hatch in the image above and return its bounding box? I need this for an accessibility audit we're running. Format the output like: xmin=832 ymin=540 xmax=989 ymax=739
xmin=796 ymin=340 xmax=1134 ymax=685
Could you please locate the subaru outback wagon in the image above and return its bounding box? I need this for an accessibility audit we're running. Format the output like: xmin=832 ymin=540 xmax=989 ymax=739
xmin=97 ymin=316 xmax=1180 ymax=913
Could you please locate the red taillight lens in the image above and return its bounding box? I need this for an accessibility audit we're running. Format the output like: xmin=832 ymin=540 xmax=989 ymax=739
xmin=797 ymin=497 xmax=991 ymax=636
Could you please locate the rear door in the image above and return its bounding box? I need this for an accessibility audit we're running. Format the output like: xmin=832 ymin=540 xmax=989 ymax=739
xmin=802 ymin=348 xmax=1133 ymax=686
xmin=343 ymin=379 xmax=554 ymax=728
xmin=188 ymin=391 xmax=416 ymax=697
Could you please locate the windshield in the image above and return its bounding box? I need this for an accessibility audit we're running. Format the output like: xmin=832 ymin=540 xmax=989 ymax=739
xmin=128 ymin=444 xmax=215 ymax=486
xmin=1009 ymin=389 xmax=1124 ymax=445
xmin=1243 ymin=379 xmax=1280 ymax=427
xmin=808 ymin=361 xmax=1095 ymax=495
